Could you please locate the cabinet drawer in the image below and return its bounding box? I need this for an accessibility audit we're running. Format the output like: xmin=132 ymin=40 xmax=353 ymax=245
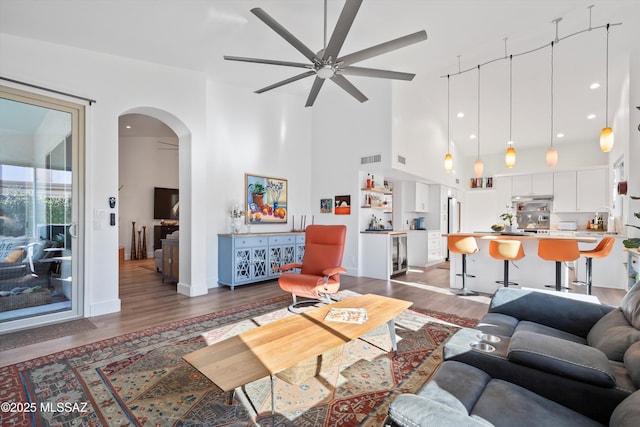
xmin=296 ymin=234 xmax=306 ymax=244
xmin=234 ymin=236 xmax=267 ymax=248
xmin=268 ymin=235 xmax=295 ymax=245
xmin=427 ymin=231 xmax=441 ymax=239
xmin=428 ymin=238 xmax=441 ymax=248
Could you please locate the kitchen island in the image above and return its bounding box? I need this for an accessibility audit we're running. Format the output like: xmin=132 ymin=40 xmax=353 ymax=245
xmin=360 ymin=231 xmax=407 ymax=279
xmin=444 ymin=232 xmax=628 ymax=294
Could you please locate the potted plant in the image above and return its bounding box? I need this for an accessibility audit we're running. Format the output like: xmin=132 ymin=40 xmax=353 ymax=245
xmin=624 ymin=195 xmax=640 ymax=249
xmin=248 ymin=181 xmax=266 ymax=207
xmin=500 ymin=211 xmax=518 ymax=232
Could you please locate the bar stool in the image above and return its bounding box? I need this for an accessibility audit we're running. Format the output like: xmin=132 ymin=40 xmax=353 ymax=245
xmin=448 ymin=236 xmax=479 ymax=296
xmin=537 ymin=239 xmax=580 ymax=292
xmin=489 ymin=239 xmax=525 ymax=288
xmin=573 ymin=237 xmax=615 ymax=295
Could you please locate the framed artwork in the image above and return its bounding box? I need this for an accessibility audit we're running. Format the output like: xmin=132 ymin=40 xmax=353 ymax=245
xmin=320 ymin=198 xmax=333 ymax=213
xmin=245 ymin=174 xmax=287 ymax=224
xmin=334 ymin=195 xmax=351 ymax=215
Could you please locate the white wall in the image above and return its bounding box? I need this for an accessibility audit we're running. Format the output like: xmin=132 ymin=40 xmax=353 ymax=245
xmin=0 ymin=33 xmax=208 ymax=316
xmin=627 ymin=49 xmax=640 ymax=245
xmin=118 ymin=135 xmax=179 ymax=259
xmin=206 ymin=80 xmax=312 ymax=287
xmin=310 ymin=80 xmax=392 ymax=275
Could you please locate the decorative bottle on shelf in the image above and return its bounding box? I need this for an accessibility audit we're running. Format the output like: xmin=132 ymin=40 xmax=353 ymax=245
xmin=371 ymin=175 xmax=375 ymax=189
xmin=366 ymin=174 xmax=371 ymax=189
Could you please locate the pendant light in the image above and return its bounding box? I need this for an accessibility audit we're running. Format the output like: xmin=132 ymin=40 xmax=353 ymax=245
xmin=474 ymin=64 xmax=484 ymax=177
xmin=546 ymin=41 xmax=558 ymax=168
xmin=600 ymin=23 xmax=614 ymax=152
xmin=505 ymin=54 xmax=516 ymax=168
xmin=444 ymin=74 xmax=453 ymax=173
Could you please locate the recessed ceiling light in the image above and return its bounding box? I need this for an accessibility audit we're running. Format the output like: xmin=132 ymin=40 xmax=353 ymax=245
xmin=587 ymin=114 xmax=596 ymax=119
xmin=590 ymin=82 xmax=600 ymax=89
xmin=557 ymin=133 xmax=564 ymax=138
xmin=469 ymin=134 xmax=476 ymax=139
xmin=457 ymin=112 xmax=464 ymax=118
xmin=126 ymin=125 xmax=132 ymax=129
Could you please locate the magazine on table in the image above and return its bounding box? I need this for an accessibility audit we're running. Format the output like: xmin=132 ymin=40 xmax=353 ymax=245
xmin=324 ymin=307 xmax=368 ymax=324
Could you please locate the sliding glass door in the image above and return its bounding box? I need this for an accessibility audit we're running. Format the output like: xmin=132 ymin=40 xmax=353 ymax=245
xmin=0 ymin=85 xmax=84 ymax=330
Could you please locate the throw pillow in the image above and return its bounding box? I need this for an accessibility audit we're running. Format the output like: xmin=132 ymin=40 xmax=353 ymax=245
xmin=4 ymin=248 xmax=24 ymax=263
xmin=588 ymin=308 xmax=640 ymax=362
xmin=621 ymin=281 xmax=640 ymax=330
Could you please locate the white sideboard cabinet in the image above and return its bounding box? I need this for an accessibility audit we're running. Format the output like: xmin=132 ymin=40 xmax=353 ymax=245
xmin=218 ymin=232 xmax=305 ymax=289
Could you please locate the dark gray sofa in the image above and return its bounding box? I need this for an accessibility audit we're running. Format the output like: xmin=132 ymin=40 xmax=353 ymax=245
xmin=441 ymin=282 xmax=640 ymax=424
xmin=387 ymin=360 xmax=640 ymax=427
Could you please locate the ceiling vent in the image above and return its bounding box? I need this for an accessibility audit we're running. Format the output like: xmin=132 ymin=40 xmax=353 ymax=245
xmin=360 ymin=154 xmax=382 ymax=165
xmin=397 ymin=155 xmax=406 ymax=165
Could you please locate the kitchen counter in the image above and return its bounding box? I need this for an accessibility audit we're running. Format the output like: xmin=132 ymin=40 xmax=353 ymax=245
xmin=444 ymin=232 xmax=627 ymax=293
xmin=360 ymin=230 xmax=406 ymax=235
xmin=443 ymin=232 xmax=597 ymax=243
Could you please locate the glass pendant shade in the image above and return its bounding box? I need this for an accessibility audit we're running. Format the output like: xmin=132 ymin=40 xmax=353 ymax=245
xmin=546 ymin=146 xmax=558 ymax=168
xmin=600 ymin=127 xmax=614 ymax=152
xmin=505 ymin=145 xmax=516 ymax=168
xmin=473 ymin=158 xmax=484 ymax=177
xmin=444 ymin=153 xmax=453 ymax=173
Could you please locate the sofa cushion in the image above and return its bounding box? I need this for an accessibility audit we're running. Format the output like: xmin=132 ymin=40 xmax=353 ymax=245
xmin=508 ymin=330 xmax=616 ymax=388
xmin=610 ymin=390 xmax=640 ymax=427
xmin=588 ymin=309 xmax=640 ymax=362
xmin=516 ymin=320 xmax=586 ymax=344
xmin=625 ymin=341 xmax=640 ymax=389
xmin=472 ymin=379 xmax=602 ymax=427
xmin=620 ymin=281 xmax=640 ymax=330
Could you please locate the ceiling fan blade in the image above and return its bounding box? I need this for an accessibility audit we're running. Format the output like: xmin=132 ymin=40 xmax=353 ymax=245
xmin=340 ymin=66 xmax=416 ymax=81
xmin=254 ymin=70 xmax=316 ymax=94
xmin=330 ymin=74 xmax=368 ymax=103
xmin=251 ymin=8 xmax=321 ymax=64
xmin=305 ymin=77 xmax=326 ymax=107
xmin=224 ymin=56 xmax=312 ymax=69
xmin=338 ymin=30 xmax=428 ymax=67
xmin=323 ymin=0 xmax=363 ymax=61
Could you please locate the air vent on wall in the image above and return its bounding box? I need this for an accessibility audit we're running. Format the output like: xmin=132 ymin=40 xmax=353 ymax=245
xmin=360 ymin=154 xmax=382 ymax=165
xmin=397 ymin=155 xmax=406 ymax=165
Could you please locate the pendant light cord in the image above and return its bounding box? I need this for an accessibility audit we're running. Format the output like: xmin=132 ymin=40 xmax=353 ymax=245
xmin=550 ymin=41 xmax=554 ymax=148
xmin=447 ymin=74 xmax=451 ymax=151
xmin=477 ymin=65 xmax=481 ymax=160
xmin=509 ymin=55 xmax=513 ymax=142
xmin=323 ymin=0 xmax=327 ymax=50
xmin=605 ymin=23 xmax=610 ymax=127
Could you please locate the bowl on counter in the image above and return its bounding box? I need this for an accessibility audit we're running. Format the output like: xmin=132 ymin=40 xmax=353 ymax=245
xmin=491 ymin=224 xmax=506 ymax=232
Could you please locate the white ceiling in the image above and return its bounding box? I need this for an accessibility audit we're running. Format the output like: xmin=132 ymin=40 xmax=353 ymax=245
xmin=1 ymin=0 xmax=639 ymax=157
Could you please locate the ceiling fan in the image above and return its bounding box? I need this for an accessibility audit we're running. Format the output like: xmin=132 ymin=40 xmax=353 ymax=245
xmin=224 ymin=0 xmax=427 ymax=107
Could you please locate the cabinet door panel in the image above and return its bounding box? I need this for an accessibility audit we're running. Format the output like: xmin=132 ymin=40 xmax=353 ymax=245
xmin=577 ymin=169 xmax=608 ymax=212
xmin=234 ymin=248 xmax=252 ymax=283
xmin=553 ymin=171 xmax=577 ymax=212
xmin=532 ymin=173 xmax=554 ymax=195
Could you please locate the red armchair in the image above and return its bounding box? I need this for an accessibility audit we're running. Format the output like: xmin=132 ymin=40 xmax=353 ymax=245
xmin=278 ymin=225 xmax=347 ymax=312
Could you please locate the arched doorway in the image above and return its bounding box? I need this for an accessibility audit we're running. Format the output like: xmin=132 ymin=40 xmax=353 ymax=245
xmin=118 ymin=107 xmax=191 ymax=293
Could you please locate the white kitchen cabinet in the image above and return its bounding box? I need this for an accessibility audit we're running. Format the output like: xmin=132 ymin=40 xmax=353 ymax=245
xmin=404 ymin=181 xmax=430 ymax=212
xmin=427 ymin=230 xmax=443 ymax=262
xmin=494 ymin=176 xmax=513 ymax=212
xmin=553 ymin=171 xmax=577 ymax=212
xmin=577 ymin=168 xmax=608 ymax=212
xmin=512 ymin=173 xmax=553 ymax=196
xmin=407 ymin=230 xmax=427 ymax=266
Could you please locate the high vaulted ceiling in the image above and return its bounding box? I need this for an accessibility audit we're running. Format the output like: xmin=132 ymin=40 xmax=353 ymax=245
xmin=1 ymin=0 xmax=639 ymax=157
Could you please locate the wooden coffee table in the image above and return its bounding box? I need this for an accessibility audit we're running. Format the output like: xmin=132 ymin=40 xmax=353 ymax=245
xmin=183 ymin=293 xmax=412 ymax=416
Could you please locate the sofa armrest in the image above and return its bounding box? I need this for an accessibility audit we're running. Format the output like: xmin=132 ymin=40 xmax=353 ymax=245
xmin=279 ymin=263 xmax=302 ymax=272
xmin=489 ymin=287 xmax=614 ymax=337
xmin=389 ymin=394 xmax=492 ymax=427
xmin=508 ymin=330 xmax=616 ymax=388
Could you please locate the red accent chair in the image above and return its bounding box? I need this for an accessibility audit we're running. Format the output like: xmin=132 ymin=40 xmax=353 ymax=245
xmin=278 ymin=225 xmax=347 ymax=312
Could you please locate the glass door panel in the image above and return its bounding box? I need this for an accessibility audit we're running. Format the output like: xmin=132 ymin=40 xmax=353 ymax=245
xmin=0 ymin=86 xmax=83 ymax=329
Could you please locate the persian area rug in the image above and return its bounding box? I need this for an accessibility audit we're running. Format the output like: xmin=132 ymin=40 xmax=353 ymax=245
xmin=0 ymin=293 xmax=477 ymax=427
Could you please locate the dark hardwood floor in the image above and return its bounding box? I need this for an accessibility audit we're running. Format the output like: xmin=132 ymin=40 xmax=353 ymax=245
xmin=0 ymin=259 xmax=626 ymax=366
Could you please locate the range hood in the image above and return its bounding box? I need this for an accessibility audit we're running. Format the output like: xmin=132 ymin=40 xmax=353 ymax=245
xmin=512 ymin=195 xmax=553 ymax=202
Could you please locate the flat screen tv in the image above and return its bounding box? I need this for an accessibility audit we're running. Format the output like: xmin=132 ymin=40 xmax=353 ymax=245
xmin=153 ymin=187 xmax=179 ymax=220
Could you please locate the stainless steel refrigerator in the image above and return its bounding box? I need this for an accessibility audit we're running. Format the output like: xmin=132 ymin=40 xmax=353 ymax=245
xmin=446 ymin=196 xmax=460 ymax=261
